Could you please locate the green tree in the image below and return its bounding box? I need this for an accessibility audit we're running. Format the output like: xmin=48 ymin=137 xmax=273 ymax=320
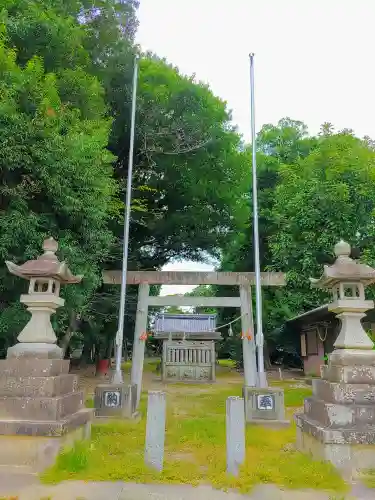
xmin=162 ymin=305 xmax=185 ymax=314
xmin=270 ymin=131 xmax=375 ymax=315
xmin=101 ymin=56 xmax=250 ymax=351
xmin=216 ymin=119 xmax=318 ymax=365
xmin=221 ymin=118 xmax=318 ymax=274
xmin=0 ymin=36 xmax=115 ymax=355
xmin=0 ymin=0 xmax=141 ymax=359
xmin=1 ymin=0 xmax=251 ymax=360
xmin=109 ymin=57 xmax=249 ymax=270
xmin=186 ymin=285 xmax=216 ymax=314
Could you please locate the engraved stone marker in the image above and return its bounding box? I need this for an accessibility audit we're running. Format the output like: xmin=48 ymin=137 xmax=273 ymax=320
xmin=226 ymin=396 xmax=245 ymax=476
xmin=145 ymin=391 xmax=166 ymax=472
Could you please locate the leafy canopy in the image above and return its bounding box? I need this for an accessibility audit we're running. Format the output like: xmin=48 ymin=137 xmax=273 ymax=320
xmin=0 ymin=34 xmax=115 ymax=350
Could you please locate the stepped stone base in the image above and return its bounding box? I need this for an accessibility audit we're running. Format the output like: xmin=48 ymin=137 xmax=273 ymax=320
xmin=0 ymin=420 xmax=91 ymax=473
xmin=296 ymin=349 xmax=375 ymax=475
xmin=296 ymin=419 xmax=375 ymax=475
xmin=0 ymin=354 xmax=93 ymax=473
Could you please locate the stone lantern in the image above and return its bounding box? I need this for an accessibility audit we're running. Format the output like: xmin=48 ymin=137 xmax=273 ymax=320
xmin=5 ymin=236 xmax=83 ymax=359
xmin=0 ymin=237 xmax=92 ymax=474
xmin=310 ymin=239 xmax=375 ymax=355
xmin=296 ymin=240 xmax=375 ymax=476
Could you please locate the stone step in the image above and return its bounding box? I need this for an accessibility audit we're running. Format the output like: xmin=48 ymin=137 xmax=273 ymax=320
xmin=304 ymin=396 xmax=375 ymax=428
xmin=0 ymin=408 xmax=93 ymax=473
xmin=0 ymin=374 xmax=78 ymax=398
xmin=0 ymin=407 xmax=93 ymax=437
xmin=0 ymin=359 xmax=70 ymax=378
xmin=295 ymin=412 xmax=375 ymax=445
xmin=313 ymin=378 xmax=375 ymax=404
xmin=0 ymin=391 xmax=83 ymax=421
xmin=323 ymin=364 xmax=375 ymax=384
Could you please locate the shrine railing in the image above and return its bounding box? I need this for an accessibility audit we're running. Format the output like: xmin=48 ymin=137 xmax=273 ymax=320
xmin=165 ymin=344 xmax=213 ymax=364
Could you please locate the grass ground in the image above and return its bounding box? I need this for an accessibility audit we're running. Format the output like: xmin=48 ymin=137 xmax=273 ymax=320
xmin=363 ymin=470 xmax=375 ymax=488
xmin=40 ymin=360 xmax=348 ymax=495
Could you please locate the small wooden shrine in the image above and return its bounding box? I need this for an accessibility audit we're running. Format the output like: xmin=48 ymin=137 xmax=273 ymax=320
xmin=153 ymin=313 xmax=221 ymax=382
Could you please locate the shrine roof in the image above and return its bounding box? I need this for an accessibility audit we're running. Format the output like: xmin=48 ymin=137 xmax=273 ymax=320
xmin=154 ymin=313 xmax=217 ymax=334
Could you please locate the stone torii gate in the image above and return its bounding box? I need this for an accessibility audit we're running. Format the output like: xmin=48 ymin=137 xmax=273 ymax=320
xmin=103 ymin=270 xmax=285 ymax=410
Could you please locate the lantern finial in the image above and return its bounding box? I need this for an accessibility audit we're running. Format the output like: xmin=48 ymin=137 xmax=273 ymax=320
xmin=334 ymin=240 xmax=351 ymax=258
xmin=42 ymin=237 xmax=58 ymax=258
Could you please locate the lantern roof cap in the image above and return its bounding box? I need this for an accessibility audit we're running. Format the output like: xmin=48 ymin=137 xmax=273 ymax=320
xmin=5 ymin=237 xmax=83 ymax=284
xmin=310 ymin=240 xmax=375 ymax=289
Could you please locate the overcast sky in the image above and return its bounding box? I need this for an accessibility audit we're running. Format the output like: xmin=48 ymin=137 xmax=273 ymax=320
xmin=136 ymin=0 xmax=375 ymax=295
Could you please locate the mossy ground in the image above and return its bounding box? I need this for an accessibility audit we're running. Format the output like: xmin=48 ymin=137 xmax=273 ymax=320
xmin=41 ymin=361 xmax=347 ymax=495
xmin=362 ymin=469 xmax=375 ymax=488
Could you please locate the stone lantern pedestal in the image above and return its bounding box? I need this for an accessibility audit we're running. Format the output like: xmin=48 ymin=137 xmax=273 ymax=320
xmin=296 ymin=241 xmax=375 ymax=476
xmin=0 ymin=238 xmax=92 ymax=473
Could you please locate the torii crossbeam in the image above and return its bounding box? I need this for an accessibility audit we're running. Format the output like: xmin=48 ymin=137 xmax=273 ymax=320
xmin=103 ymin=270 xmax=285 ymax=286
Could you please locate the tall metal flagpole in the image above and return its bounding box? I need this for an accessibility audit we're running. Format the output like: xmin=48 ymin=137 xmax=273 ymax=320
xmin=249 ymin=53 xmax=267 ymax=388
xmin=112 ymin=54 xmax=140 ymax=385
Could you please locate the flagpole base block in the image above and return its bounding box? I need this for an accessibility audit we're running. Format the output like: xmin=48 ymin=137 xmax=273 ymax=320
xmin=248 ymin=418 xmax=290 ymax=428
xmin=243 ymin=386 xmax=287 ymax=424
xmin=94 ymin=383 xmax=138 ymax=419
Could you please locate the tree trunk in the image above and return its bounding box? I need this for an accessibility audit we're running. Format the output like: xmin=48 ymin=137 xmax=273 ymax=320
xmin=105 ymin=336 xmax=112 ymax=359
xmin=123 ymin=338 xmax=128 ymax=362
xmin=60 ymin=311 xmax=78 ymax=357
xmin=94 ymin=342 xmax=101 ymax=364
xmin=263 ymin=341 xmax=272 ymax=370
xmin=65 ymin=344 xmax=72 ymax=360
xmin=80 ymin=340 xmax=93 ymax=366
